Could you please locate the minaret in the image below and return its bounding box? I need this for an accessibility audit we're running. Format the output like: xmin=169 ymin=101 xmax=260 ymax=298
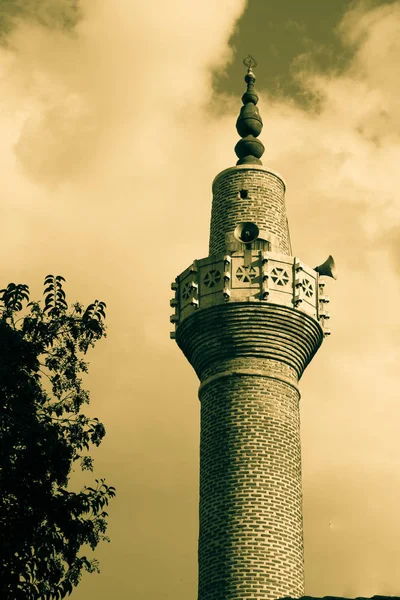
xmin=170 ymin=56 xmax=335 ymax=600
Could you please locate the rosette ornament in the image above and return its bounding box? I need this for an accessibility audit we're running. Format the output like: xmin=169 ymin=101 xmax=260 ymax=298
xmin=234 ymin=55 xmax=265 ymax=165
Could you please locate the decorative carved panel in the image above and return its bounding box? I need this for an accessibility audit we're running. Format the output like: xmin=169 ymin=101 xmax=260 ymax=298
xmin=199 ymin=260 xmax=225 ymax=296
xmin=174 ymin=251 xmax=322 ymax=328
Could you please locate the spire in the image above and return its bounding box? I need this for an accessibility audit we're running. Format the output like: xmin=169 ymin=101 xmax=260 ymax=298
xmin=234 ymin=55 xmax=265 ymax=165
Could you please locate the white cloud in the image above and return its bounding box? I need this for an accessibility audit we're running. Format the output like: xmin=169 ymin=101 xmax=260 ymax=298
xmin=1 ymin=0 xmax=400 ymax=597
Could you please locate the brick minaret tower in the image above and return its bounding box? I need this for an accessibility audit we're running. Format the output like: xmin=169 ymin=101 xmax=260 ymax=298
xmin=170 ymin=56 xmax=335 ymax=600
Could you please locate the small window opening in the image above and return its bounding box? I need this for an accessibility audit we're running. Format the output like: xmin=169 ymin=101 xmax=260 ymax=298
xmin=238 ymin=189 xmax=249 ymax=199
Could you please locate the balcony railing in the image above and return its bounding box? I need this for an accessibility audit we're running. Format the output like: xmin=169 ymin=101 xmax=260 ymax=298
xmin=170 ymin=250 xmax=330 ymax=338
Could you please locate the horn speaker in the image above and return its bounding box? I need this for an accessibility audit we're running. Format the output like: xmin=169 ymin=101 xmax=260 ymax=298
xmin=234 ymin=222 xmax=259 ymax=244
xmin=314 ymin=255 xmax=337 ymax=280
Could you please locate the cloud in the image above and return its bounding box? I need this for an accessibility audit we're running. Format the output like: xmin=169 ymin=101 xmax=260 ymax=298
xmin=0 ymin=0 xmax=246 ymax=187
xmin=1 ymin=0 xmax=400 ymax=598
xmin=0 ymin=0 xmax=80 ymax=39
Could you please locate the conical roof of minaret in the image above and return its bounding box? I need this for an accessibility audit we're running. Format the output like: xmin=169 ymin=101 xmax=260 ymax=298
xmin=234 ymin=55 xmax=265 ymax=165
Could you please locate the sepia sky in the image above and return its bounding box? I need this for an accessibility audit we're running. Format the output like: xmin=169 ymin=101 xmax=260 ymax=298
xmin=1 ymin=0 xmax=400 ymax=597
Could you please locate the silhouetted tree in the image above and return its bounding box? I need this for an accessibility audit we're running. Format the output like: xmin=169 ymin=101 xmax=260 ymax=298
xmin=0 ymin=276 xmax=115 ymax=599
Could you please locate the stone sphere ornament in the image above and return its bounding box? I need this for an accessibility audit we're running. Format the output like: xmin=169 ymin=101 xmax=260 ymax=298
xmin=235 ymin=55 xmax=265 ymax=165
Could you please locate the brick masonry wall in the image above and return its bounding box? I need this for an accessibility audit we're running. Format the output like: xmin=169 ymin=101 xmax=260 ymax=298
xmin=210 ymin=166 xmax=290 ymax=255
xmin=176 ymin=303 xmax=323 ymax=382
xmin=199 ymin=365 xmax=304 ymax=600
xmin=175 ymin=303 xmax=323 ymax=600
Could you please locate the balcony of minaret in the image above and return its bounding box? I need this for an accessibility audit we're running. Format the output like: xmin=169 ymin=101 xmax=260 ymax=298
xmin=170 ymin=250 xmax=331 ymax=339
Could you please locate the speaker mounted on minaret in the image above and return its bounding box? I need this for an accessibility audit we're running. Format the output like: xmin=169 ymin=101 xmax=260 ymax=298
xmin=315 ymin=255 xmax=337 ymax=279
xmin=234 ymin=221 xmax=259 ymax=265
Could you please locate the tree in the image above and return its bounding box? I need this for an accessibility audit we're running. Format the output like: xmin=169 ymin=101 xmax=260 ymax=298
xmin=0 ymin=275 xmax=116 ymax=599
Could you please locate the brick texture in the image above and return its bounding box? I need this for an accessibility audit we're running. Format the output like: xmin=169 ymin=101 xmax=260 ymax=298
xmin=210 ymin=166 xmax=290 ymax=255
xmin=199 ymin=365 xmax=304 ymax=600
xmin=176 ymin=303 xmax=323 ymax=382
xmin=174 ymin=158 xmax=324 ymax=599
xmin=176 ymin=303 xmax=323 ymax=600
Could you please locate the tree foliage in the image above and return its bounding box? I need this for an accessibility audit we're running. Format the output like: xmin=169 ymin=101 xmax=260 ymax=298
xmin=0 ymin=276 xmax=115 ymax=599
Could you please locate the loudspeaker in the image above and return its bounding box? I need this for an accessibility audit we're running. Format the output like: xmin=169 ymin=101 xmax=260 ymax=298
xmin=314 ymin=255 xmax=337 ymax=280
xmin=234 ymin=222 xmax=259 ymax=244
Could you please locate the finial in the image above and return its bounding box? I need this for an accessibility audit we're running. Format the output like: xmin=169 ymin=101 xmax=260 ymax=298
xmin=243 ymin=54 xmax=257 ymax=75
xmin=234 ymin=55 xmax=265 ymax=166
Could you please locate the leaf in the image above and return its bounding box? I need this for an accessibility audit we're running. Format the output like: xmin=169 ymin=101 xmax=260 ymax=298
xmin=0 ymin=274 xmax=112 ymax=599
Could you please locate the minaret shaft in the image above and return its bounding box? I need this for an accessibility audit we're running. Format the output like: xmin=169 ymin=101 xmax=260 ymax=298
xmin=176 ymin=302 xmax=323 ymax=600
xmin=199 ymin=365 xmax=304 ymax=600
